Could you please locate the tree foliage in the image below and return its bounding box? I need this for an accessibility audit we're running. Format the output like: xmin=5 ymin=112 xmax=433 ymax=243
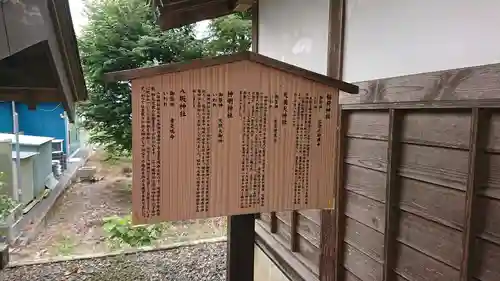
xmin=78 ymin=0 xmax=251 ymax=156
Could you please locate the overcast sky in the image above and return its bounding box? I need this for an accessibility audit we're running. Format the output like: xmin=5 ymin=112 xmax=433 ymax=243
xmin=68 ymin=0 xmax=208 ymax=37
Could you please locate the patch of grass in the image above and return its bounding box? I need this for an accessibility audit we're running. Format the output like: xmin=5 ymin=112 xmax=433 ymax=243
xmin=54 ymin=235 xmax=76 ymax=256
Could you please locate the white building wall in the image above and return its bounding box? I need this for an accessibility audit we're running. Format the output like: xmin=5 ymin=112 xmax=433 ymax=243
xmin=343 ymin=0 xmax=500 ymax=82
xmin=258 ymin=0 xmax=331 ymax=75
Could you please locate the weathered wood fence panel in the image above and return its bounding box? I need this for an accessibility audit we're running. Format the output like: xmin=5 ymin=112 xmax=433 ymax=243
xmin=334 ymin=106 xmax=500 ymax=281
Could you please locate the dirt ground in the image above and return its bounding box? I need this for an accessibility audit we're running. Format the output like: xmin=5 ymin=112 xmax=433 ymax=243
xmin=9 ymin=151 xmax=226 ymax=263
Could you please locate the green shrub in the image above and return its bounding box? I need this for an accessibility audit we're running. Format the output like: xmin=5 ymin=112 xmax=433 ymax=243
xmin=103 ymin=215 xmax=162 ymax=247
xmin=0 ymin=172 xmax=17 ymax=221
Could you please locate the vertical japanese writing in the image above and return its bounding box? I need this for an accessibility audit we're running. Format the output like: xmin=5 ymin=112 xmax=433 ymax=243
xmin=150 ymin=89 xmax=157 ymax=217
xmin=282 ymin=92 xmax=288 ymax=125
xmin=316 ymin=120 xmax=322 ymax=146
xmin=140 ymin=87 xmax=148 ymax=219
xmin=169 ymin=118 xmax=175 ymax=139
xmin=179 ymin=89 xmax=187 ymax=117
xmin=325 ymin=93 xmax=332 ymax=119
xmin=293 ymin=94 xmax=312 ymax=205
xmin=227 ymin=91 xmax=234 ymax=118
xmin=154 ymin=90 xmax=161 ymax=217
xmin=195 ymin=89 xmax=210 ymax=213
xmin=239 ymin=92 xmax=268 ymax=208
xmin=218 ymin=119 xmax=223 ymax=143
xmin=169 ymin=91 xmax=175 ymax=107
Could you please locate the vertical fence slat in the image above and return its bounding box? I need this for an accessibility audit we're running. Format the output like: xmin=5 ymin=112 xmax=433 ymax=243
xmin=291 ymin=210 xmax=299 ymax=252
xmin=332 ymin=109 xmax=348 ymax=281
xmin=460 ymin=108 xmax=488 ymax=281
xmin=270 ymin=212 xmax=278 ymax=233
xmin=383 ymin=109 xmax=403 ymax=281
xmin=227 ymin=214 xmax=255 ymax=281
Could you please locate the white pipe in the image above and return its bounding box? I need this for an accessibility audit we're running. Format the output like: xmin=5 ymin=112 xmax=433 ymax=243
xmin=11 ymin=102 xmax=21 ymax=202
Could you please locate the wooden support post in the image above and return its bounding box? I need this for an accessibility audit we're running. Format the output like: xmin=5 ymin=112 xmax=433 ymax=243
xmin=383 ymin=109 xmax=403 ymax=281
xmin=225 ymin=2 xmax=259 ymax=281
xmin=331 ymin=110 xmax=347 ymax=281
xmin=270 ymin=212 xmax=278 ymax=233
xmin=290 ymin=210 xmax=299 ymax=252
xmin=227 ymin=214 xmax=256 ymax=281
xmin=322 ymin=0 xmax=345 ymax=280
xmin=460 ymin=108 xmax=488 ymax=281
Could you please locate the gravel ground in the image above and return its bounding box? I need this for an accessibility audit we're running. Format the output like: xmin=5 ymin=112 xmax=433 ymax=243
xmin=1 ymin=242 xmax=226 ymax=281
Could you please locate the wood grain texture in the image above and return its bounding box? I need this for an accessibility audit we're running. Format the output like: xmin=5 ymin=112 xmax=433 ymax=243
xmin=345 ymin=191 xmax=385 ymax=233
xmin=474 ymin=239 xmax=500 ymax=281
xmin=131 ymin=61 xmax=339 ymax=223
xmin=395 ymin=243 xmax=460 ymax=281
xmin=400 ymin=144 xmax=469 ymax=191
xmin=461 ymin=108 xmax=489 ymax=281
xmin=345 ymin=138 xmax=388 ymax=173
xmin=402 ymin=110 xmax=471 ymax=149
xmin=346 ymin=110 xmax=389 ymax=140
xmin=340 ymin=62 xmax=500 ymax=104
xmin=398 ymin=211 xmax=463 ymax=269
xmin=482 ymin=153 xmax=500 ymax=200
xmin=344 ymin=217 xmax=384 ymax=263
xmin=343 ymin=243 xmax=383 ymax=281
xmin=399 ymin=177 xmax=466 ymax=230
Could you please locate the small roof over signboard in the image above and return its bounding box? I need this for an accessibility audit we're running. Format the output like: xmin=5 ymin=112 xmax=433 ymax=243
xmin=104 ymin=51 xmax=359 ymax=94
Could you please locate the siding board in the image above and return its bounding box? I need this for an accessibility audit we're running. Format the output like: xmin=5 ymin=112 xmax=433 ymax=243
xmin=402 ymin=110 xmax=471 ymax=149
xmin=474 ymin=239 xmax=500 ymax=281
xmin=400 ymin=144 xmax=469 ymax=191
xmin=343 ymin=243 xmax=383 ymax=281
xmin=399 ymin=177 xmax=466 ymax=229
xmin=344 ymin=217 xmax=384 ymax=263
xmin=346 ymin=110 xmax=389 ymax=140
xmin=345 ymin=138 xmax=388 ymax=172
xmin=395 ymin=243 xmax=460 ymax=281
xmin=397 ymin=211 xmax=463 ymax=268
xmin=483 ymin=153 xmax=500 ymax=199
xmin=345 ymin=191 xmax=385 ymax=233
xmin=345 ymin=164 xmax=386 ymax=203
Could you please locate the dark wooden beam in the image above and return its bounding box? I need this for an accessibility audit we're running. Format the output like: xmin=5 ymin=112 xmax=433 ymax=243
xmin=157 ymin=0 xmax=237 ymax=30
xmin=332 ymin=110 xmax=347 ymax=281
xmin=341 ymin=62 xmax=500 ymax=105
xmin=270 ymin=211 xmax=277 ymax=233
xmin=0 ymin=87 xmax=60 ymax=104
xmin=459 ymin=108 xmax=488 ymax=281
xmin=322 ymin=0 xmax=346 ymax=280
xmin=290 ymin=210 xmax=299 ymax=252
xmin=383 ymin=109 xmax=403 ymax=281
xmin=161 ymin=0 xmax=228 ymax=12
xmin=251 ymin=0 xmax=259 ymax=53
xmin=226 ymin=214 xmax=255 ymax=281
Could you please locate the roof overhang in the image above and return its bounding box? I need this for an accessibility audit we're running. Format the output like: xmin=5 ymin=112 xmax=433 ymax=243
xmin=152 ymin=0 xmax=253 ymax=30
xmin=103 ymin=51 xmax=359 ymax=95
xmin=0 ymin=0 xmax=87 ymax=121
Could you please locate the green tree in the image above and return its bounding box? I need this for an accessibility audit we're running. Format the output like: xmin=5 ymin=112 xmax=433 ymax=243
xmin=78 ymin=0 xmax=252 ymax=155
xmin=205 ymin=12 xmax=252 ymax=55
xmin=78 ymin=0 xmax=204 ymax=155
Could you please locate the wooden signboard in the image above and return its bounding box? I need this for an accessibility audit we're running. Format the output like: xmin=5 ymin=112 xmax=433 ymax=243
xmin=105 ymin=52 xmax=358 ymax=223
